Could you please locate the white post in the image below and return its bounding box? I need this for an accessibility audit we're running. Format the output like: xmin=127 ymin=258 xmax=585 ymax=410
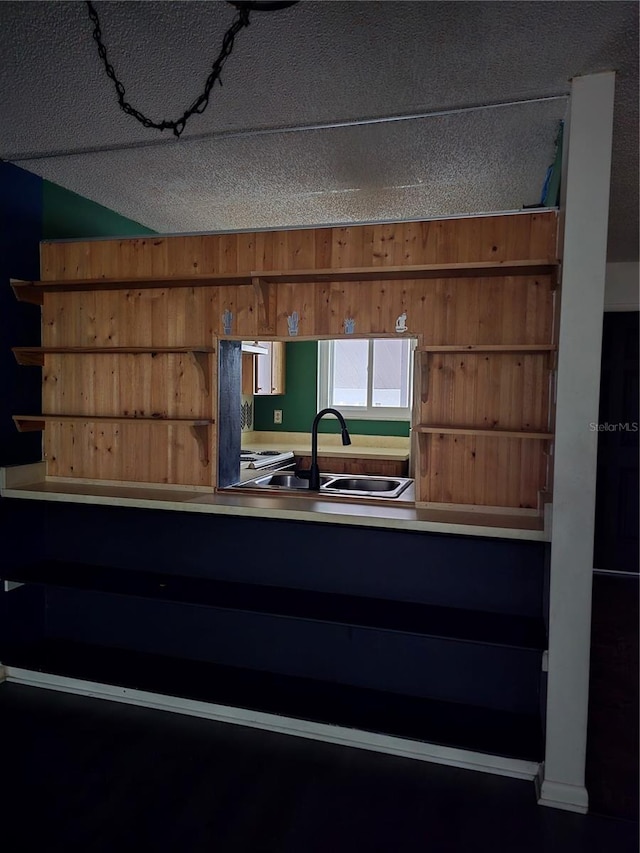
xmin=539 ymin=72 xmax=616 ymax=813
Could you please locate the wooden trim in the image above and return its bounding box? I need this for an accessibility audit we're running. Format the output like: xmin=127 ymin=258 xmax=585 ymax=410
xmin=414 ymin=425 xmax=554 ymax=439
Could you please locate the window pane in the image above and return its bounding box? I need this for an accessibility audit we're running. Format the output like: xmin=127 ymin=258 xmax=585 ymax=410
xmin=331 ymin=339 xmax=368 ymax=407
xmin=372 ymin=339 xmax=410 ymax=408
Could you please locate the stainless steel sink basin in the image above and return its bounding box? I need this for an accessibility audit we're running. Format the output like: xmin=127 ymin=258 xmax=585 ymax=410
xmin=235 ymin=469 xmax=413 ymax=500
xmin=322 ymin=476 xmax=412 ymax=498
xmin=324 ymin=477 xmax=400 ymax=492
xmin=242 ymin=472 xmax=332 ymax=490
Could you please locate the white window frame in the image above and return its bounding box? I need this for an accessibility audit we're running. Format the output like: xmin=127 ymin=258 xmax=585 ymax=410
xmin=317 ymin=337 xmax=416 ymax=421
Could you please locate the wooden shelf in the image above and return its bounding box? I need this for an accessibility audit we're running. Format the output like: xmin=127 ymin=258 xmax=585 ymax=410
xmin=254 ymin=260 xmax=557 ymax=284
xmin=13 ymin=414 xmax=214 ymax=432
xmin=13 ymin=414 xmax=214 ymax=465
xmin=12 ymin=346 xmax=215 ymax=367
xmin=10 ymin=273 xmax=252 ymax=304
xmin=417 ymin=344 xmax=557 ymax=353
xmin=10 ymin=260 xmax=558 ymax=304
xmin=415 ymin=425 xmax=553 ymax=440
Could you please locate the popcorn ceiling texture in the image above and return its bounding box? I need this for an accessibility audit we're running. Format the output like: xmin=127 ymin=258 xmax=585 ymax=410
xmin=1 ymin=1 xmax=637 ymax=259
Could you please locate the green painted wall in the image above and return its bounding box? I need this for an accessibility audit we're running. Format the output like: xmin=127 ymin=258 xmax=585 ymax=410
xmin=42 ymin=181 xmax=155 ymax=239
xmin=253 ymin=341 xmax=410 ymax=437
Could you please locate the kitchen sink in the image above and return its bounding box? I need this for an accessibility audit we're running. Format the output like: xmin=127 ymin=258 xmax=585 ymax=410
xmin=251 ymin=473 xmax=333 ymax=490
xmin=235 ymin=469 xmax=413 ymax=500
xmin=322 ymin=476 xmax=412 ymax=498
xmin=324 ymin=477 xmax=402 ymax=493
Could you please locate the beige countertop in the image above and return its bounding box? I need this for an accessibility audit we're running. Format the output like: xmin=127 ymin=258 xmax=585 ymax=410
xmin=1 ymin=463 xmax=548 ymax=542
xmin=242 ymin=431 xmax=410 ymax=461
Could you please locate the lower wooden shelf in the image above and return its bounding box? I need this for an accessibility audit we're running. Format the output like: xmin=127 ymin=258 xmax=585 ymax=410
xmin=0 ymin=638 xmax=544 ymax=761
xmin=12 ymin=415 xmax=215 ymax=467
xmin=415 ymin=425 xmax=553 ymax=440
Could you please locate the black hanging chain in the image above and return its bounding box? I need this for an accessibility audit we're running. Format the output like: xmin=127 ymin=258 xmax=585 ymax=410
xmin=85 ymin=1 xmax=251 ymax=138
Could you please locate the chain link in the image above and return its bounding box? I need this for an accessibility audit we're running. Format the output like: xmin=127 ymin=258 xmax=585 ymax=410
xmin=86 ymin=1 xmax=251 ymax=138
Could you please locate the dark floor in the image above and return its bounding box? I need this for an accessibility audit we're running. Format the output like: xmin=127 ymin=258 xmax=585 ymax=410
xmin=0 ymin=683 xmax=637 ymax=853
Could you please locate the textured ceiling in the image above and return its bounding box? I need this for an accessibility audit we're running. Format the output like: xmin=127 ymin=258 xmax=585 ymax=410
xmin=1 ymin=1 xmax=637 ymax=259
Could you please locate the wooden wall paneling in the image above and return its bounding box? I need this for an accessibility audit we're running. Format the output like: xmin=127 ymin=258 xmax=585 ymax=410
xmin=275 ymin=283 xmax=318 ymax=337
xmin=254 ymin=230 xmax=275 ymax=273
xmin=234 ymin=285 xmax=260 ymax=338
xmin=417 ymin=433 xmax=545 ymax=509
xmin=236 ymin=232 xmax=257 ymax=273
xmin=46 ymin=421 xmax=211 ymax=487
xmin=314 ymin=228 xmax=333 ymax=269
xmin=39 ymin=212 xmax=558 ymax=283
xmin=43 ymin=354 xmax=212 ymax=420
xmin=271 ymin=230 xmax=289 ymax=270
xmin=420 ymin=353 xmax=550 ymax=432
xmin=311 ymin=282 xmax=331 ymax=337
xmin=217 ymin=233 xmax=239 ymax=275
xmin=34 ymin=212 xmax=558 ymax=504
xmin=285 ymin=228 xmax=317 ymax=270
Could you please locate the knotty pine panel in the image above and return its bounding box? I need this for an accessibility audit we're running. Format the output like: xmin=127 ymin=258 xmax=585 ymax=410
xmin=417 ymin=433 xmax=549 ymax=509
xmin=409 ymin=277 xmax=555 ymax=346
xmin=274 ymin=274 xmax=554 ymax=342
xmin=45 ymin=422 xmax=213 ymax=487
xmin=420 ymin=352 xmax=552 ymax=432
xmin=43 ymin=289 xmax=216 ymax=348
xmin=42 ymin=353 xmax=214 ymax=420
xmin=40 ymin=213 xmax=557 ymax=281
xmin=212 ymin=286 xmax=259 ymax=337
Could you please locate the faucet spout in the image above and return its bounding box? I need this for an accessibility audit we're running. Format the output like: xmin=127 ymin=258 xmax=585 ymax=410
xmin=298 ymin=407 xmax=351 ymax=490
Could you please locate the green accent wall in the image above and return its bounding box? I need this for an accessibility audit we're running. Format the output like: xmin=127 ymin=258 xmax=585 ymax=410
xmin=42 ymin=181 xmax=155 ymax=240
xmin=253 ymin=341 xmax=410 ymax=437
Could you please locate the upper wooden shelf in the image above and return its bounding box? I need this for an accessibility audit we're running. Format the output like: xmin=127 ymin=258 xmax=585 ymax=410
xmin=253 ymin=261 xmax=557 ymax=284
xmin=12 ymin=346 xmax=215 ymax=367
xmin=10 ymin=260 xmax=558 ymax=304
xmin=415 ymin=425 xmax=553 ymax=440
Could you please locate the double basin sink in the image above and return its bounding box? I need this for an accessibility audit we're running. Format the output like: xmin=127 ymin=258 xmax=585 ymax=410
xmin=237 ymin=468 xmax=413 ymax=500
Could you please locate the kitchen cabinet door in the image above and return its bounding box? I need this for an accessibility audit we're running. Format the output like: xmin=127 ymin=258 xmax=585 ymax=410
xmin=255 ymin=342 xmax=286 ymax=396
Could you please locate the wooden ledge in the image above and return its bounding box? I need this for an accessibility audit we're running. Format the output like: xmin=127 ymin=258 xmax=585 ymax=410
xmin=10 ymin=260 xmax=558 ymax=302
xmin=12 ymin=346 xmax=215 ymax=367
xmin=13 ymin=415 xmax=214 ymax=432
xmin=415 ymin=425 xmax=553 ymax=439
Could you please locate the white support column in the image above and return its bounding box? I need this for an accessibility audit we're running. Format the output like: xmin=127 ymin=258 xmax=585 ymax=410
xmin=539 ymin=72 xmax=615 ymax=814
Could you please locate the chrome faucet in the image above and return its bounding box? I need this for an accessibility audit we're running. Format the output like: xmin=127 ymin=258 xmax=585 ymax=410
xmin=297 ymin=408 xmax=351 ymax=490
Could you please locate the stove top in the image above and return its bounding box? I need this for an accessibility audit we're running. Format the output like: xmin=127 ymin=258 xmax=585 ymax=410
xmin=240 ymin=450 xmax=294 ymax=469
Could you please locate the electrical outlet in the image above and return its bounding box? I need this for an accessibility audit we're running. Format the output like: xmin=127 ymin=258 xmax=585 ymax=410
xmin=274 ymin=409 xmax=283 ymax=424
